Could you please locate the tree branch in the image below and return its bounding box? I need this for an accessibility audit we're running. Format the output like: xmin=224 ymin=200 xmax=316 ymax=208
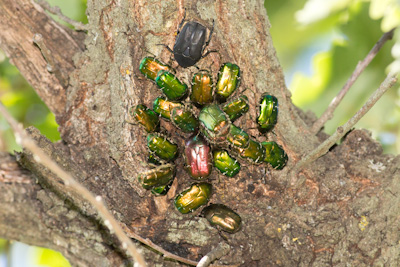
xmin=311 ymin=28 xmax=395 ymax=134
xmin=0 ymin=102 xmax=146 ymax=267
xmin=292 ymin=73 xmax=397 ymax=179
xmin=197 ymin=243 xmax=231 ymax=267
xmin=35 ymin=0 xmax=88 ymax=31
xmin=0 ymin=0 xmax=85 ymax=116
xmin=0 ymin=152 xmax=123 ymax=266
xmin=122 ymin=225 xmax=238 ymax=267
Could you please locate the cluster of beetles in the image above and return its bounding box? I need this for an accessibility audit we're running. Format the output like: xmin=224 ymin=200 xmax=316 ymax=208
xmin=130 ymin=13 xmax=288 ymax=234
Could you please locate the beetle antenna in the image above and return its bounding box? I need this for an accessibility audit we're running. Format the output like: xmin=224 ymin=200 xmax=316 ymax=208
xmin=177 ymin=9 xmax=187 ymax=34
xmin=205 ymin=19 xmax=215 ymax=47
xmin=157 ymin=44 xmax=173 ymax=53
xmin=144 ymin=49 xmax=157 ymax=57
xmin=193 ymin=64 xmax=201 ymax=71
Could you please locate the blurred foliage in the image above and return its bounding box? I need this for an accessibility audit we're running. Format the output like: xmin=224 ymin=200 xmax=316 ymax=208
xmin=0 ymin=0 xmax=87 ymax=266
xmin=46 ymin=0 xmax=88 ymax=26
xmin=0 ymin=52 xmax=60 ymax=152
xmin=265 ymin=0 xmax=400 ymax=154
xmin=0 ymin=238 xmax=7 ymax=252
xmin=33 ymin=246 xmax=71 ymax=267
xmin=0 ymin=0 xmax=87 ymax=153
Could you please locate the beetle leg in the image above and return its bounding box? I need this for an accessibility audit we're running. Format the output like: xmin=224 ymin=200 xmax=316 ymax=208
xmin=125 ymin=118 xmax=137 ymax=125
xmin=201 ymin=49 xmax=218 ymax=59
xmin=218 ymin=229 xmax=229 ymax=241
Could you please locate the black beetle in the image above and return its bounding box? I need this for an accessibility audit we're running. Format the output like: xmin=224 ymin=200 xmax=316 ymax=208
xmin=162 ymin=11 xmax=215 ymax=68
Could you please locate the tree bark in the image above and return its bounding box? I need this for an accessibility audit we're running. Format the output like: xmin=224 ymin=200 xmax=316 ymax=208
xmin=0 ymin=0 xmax=399 ymax=266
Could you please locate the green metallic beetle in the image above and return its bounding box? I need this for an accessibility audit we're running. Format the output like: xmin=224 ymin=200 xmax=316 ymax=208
xmin=153 ymin=97 xmax=183 ymax=120
xmin=221 ymin=95 xmax=249 ymax=121
xmin=215 ymin=63 xmax=240 ymax=102
xmin=151 ymin=179 xmax=174 ymax=196
xmin=174 ymin=182 xmax=212 ymax=214
xmin=257 ymin=93 xmax=278 ymax=133
xmin=148 ymin=154 xmax=162 ymax=166
xmin=139 ymin=56 xmax=172 ymax=81
xmin=170 ymin=106 xmax=199 ymax=133
xmin=137 ymin=164 xmax=175 ymax=190
xmin=213 ymin=150 xmax=240 ymax=177
xmin=147 ymin=133 xmax=178 ymax=161
xmin=190 ymin=70 xmax=214 ymax=106
xmin=202 ymin=204 xmax=242 ymax=233
xmin=262 ymin=141 xmax=288 ymax=170
xmin=130 ymin=104 xmax=160 ymax=133
xmin=155 ymin=70 xmax=188 ymax=100
xmin=233 ymin=139 xmax=266 ymax=164
xmin=226 ymin=124 xmax=250 ymax=148
xmin=198 ymin=104 xmax=231 ymax=145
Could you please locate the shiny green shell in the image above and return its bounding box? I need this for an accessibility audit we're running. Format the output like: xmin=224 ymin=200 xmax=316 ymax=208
xmin=215 ymin=63 xmax=240 ymax=102
xmin=202 ymin=204 xmax=242 ymax=233
xmin=190 ymin=70 xmax=214 ymax=106
xmin=147 ymin=133 xmax=178 ymax=161
xmin=233 ymin=139 xmax=265 ymax=164
xmin=130 ymin=104 xmax=160 ymax=132
xmin=148 ymin=154 xmax=162 ymax=166
xmin=227 ymin=124 xmax=250 ymax=148
xmin=153 ymin=97 xmax=183 ymax=120
xmin=171 ymin=106 xmax=199 ymax=133
xmin=262 ymin=141 xmax=288 ymax=170
xmin=139 ymin=57 xmax=172 ymax=81
xmin=151 ymin=179 xmax=174 ymax=196
xmin=257 ymin=94 xmax=278 ymax=132
xmin=198 ymin=104 xmax=231 ymax=144
xmin=137 ymin=164 xmax=175 ymax=190
xmin=174 ymin=183 xmax=212 ymax=214
xmin=213 ymin=150 xmax=240 ymax=177
xmin=222 ymin=95 xmax=249 ymax=121
xmin=155 ymin=70 xmax=188 ymax=100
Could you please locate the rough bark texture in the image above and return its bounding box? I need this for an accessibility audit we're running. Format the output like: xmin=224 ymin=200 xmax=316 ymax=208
xmin=0 ymin=0 xmax=399 ymax=266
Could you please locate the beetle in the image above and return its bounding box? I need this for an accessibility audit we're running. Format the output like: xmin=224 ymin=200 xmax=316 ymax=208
xmin=139 ymin=56 xmax=172 ymax=81
xmin=232 ymin=138 xmax=266 ymax=165
xmin=147 ymin=133 xmax=178 ymax=161
xmin=202 ymin=204 xmax=242 ymax=233
xmin=227 ymin=124 xmax=250 ymax=148
xmin=257 ymin=93 xmax=278 ymax=133
xmin=137 ymin=164 xmax=175 ymax=190
xmin=213 ymin=150 xmax=240 ymax=177
xmin=190 ymin=70 xmax=214 ymax=106
xmin=153 ymin=97 xmax=183 ymax=120
xmin=130 ymin=104 xmax=160 ymax=133
xmin=162 ymin=11 xmax=215 ymax=68
xmin=221 ymin=95 xmax=249 ymax=121
xmin=174 ymin=182 xmax=212 ymax=214
xmin=155 ymin=70 xmax=188 ymax=100
xmin=261 ymin=141 xmax=288 ymax=170
xmin=215 ymin=63 xmax=241 ymax=102
xmin=170 ymin=106 xmax=199 ymax=133
xmin=184 ymin=134 xmax=213 ymax=180
xmin=199 ymin=104 xmax=231 ymax=145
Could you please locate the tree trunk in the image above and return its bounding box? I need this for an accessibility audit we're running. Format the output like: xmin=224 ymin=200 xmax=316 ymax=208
xmin=0 ymin=0 xmax=399 ymax=266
